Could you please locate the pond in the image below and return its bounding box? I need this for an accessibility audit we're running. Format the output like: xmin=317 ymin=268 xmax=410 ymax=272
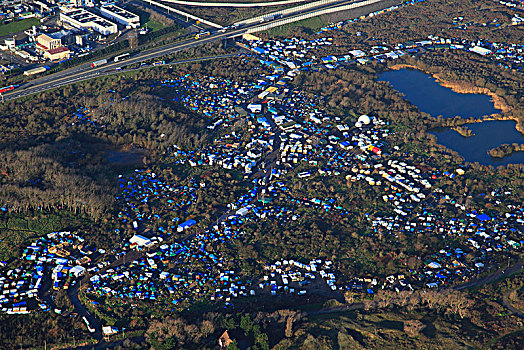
xmin=378 ymin=69 xmax=501 ymax=118
xmin=106 ymin=149 xmax=144 ymax=166
xmin=430 ymin=121 xmax=524 ymax=166
xmin=379 ymin=68 xmax=523 ymax=165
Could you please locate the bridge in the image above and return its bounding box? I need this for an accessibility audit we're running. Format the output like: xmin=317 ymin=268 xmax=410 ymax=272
xmin=156 ymin=0 xmax=313 ymax=7
xmin=3 ymin=0 xmax=400 ymax=102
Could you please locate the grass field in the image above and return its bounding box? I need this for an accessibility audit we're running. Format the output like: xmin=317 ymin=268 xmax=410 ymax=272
xmin=0 ymin=18 xmax=40 ymax=37
xmin=305 ymin=310 xmax=484 ymax=349
xmin=126 ymin=4 xmax=166 ymax=32
xmin=144 ymin=20 xmax=165 ymax=32
xmin=266 ymin=15 xmax=326 ymax=37
xmin=0 ymin=212 xmax=88 ymax=260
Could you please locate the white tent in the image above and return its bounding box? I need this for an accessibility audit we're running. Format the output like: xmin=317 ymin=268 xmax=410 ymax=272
xmin=130 ymin=235 xmax=152 ymax=247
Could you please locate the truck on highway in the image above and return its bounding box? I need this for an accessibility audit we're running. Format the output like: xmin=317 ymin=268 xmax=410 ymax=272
xmin=83 ymin=316 xmax=96 ymax=333
xmin=195 ymin=31 xmax=210 ymax=40
xmin=0 ymin=85 xmax=18 ymax=93
xmin=113 ymin=53 xmax=130 ymax=62
xmin=260 ymin=14 xmax=282 ymax=23
xmin=91 ymin=59 xmax=108 ymax=68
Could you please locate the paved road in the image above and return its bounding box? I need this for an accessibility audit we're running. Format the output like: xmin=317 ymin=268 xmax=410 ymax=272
xmin=3 ymin=35 xmax=232 ymax=101
xmin=14 ymin=0 xmax=398 ymax=344
xmin=502 ymin=288 xmax=524 ymax=319
xmin=502 ymin=287 xmax=524 ymax=319
xmin=131 ymin=0 xmax=204 ymax=32
xmin=67 ymin=283 xmax=103 ymax=342
xmin=3 ymin=0 xmax=394 ymax=102
xmin=453 ymin=259 xmax=524 ymax=291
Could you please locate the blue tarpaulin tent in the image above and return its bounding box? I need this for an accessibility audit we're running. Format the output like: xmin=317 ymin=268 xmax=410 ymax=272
xmin=476 ymin=214 xmax=491 ymax=221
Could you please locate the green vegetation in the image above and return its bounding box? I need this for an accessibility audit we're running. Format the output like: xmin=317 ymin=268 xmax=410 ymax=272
xmin=144 ymin=20 xmax=165 ymax=32
xmin=51 ymin=23 xmax=184 ymax=73
xmin=0 ymin=0 xmax=522 ymax=348
xmin=175 ymin=3 xmax=293 ymax=26
xmin=265 ymin=15 xmax=326 ymax=37
xmin=0 ymin=311 xmax=92 ymax=349
xmin=0 ymin=17 xmax=39 ymax=37
xmin=451 ymin=125 xmax=475 ymax=137
xmin=126 ymin=3 xmax=174 ymax=29
xmin=489 ymin=143 xmax=524 ymax=158
xmin=138 ymin=284 xmax=524 ymax=349
xmin=0 ymin=211 xmax=88 ymax=260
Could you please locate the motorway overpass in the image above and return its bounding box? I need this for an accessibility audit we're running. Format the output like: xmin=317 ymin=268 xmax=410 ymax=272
xmin=158 ymin=0 xmax=313 ymax=7
xmin=3 ymin=0 xmax=397 ymax=102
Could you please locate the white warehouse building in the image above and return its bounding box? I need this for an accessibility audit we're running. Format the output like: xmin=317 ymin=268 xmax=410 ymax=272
xmin=60 ymin=8 xmax=117 ymax=36
xmin=100 ymin=5 xmax=140 ymax=28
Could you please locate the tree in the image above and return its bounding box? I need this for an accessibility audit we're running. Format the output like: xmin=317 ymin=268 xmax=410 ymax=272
xmin=227 ymin=339 xmax=240 ymax=350
xmin=403 ymin=319 xmax=424 ymax=337
xmin=254 ymin=332 xmax=269 ymax=350
xmin=285 ymin=317 xmax=294 ymax=338
xmin=240 ymin=314 xmax=254 ymax=336
xmin=129 ymin=35 xmax=139 ymax=50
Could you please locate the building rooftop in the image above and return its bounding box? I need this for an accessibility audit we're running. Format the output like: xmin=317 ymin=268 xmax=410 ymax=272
xmin=101 ymin=5 xmax=138 ymax=20
xmin=61 ymin=7 xmax=116 ymax=29
xmin=47 ymin=46 xmax=69 ymax=54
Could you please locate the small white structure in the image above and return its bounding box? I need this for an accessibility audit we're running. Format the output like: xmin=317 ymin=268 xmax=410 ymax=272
xmin=102 ymin=326 xmax=118 ymax=336
xmin=469 ymin=46 xmax=492 ymax=56
xmin=130 ymin=234 xmax=153 ymax=247
xmin=358 ymin=115 xmax=371 ymax=125
xmin=349 ymin=49 xmax=366 ymax=58
xmin=70 ymin=265 xmax=86 ymax=278
xmin=247 ymin=103 xmax=262 ymax=113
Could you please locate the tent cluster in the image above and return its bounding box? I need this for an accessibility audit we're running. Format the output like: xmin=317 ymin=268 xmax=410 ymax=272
xmin=116 ymin=170 xmax=200 ymax=235
xmin=70 ymin=90 xmax=122 ymax=127
xmin=242 ymin=12 xmax=523 ymax=75
xmin=0 ymin=231 xmax=94 ymax=314
xmin=157 ymin=75 xmax=258 ymax=130
xmin=262 ymin=259 xmax=338 ymax=296
xmin=368 ymin=200 xmax=523 ymax=291
xmin=2 ymin=18 xmax=523 ymax=317
xmin=87 ymin=189 xmax=352 ymax=308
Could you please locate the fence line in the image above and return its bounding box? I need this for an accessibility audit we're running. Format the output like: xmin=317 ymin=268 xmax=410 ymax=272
xmin=141 ymin=0 xmax=222 ymax=28
xmin=235 ymin=0 xmax=342 ymax=25
xmin=244 ymin=0 xmax=383 ymax=33
xmin=159 ymin=0 xmax=310 ymax=7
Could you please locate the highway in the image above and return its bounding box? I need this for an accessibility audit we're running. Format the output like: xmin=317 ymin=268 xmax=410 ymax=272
xmin=2 ymin=24 xmax=254 ymax=101
xmin=158 ymin=0 xmax=313 ymax=7
xmin=3 ymin=0 xmax=394 ymax=102
xmin=3 ymin=32 xmax=237 ymax=101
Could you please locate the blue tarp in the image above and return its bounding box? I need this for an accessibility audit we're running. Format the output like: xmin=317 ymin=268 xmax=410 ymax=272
xmin=476 ymin=214 xmax=491 ymax=221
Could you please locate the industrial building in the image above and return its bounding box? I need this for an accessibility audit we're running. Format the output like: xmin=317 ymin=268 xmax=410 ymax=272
xmin=44 ymin=46 xmax=71 ymax=61
xmin=59 ymin=8 xmax=117 ymax=35
xmin=100 ymin=5 xmax=140 ymax=28
xmin=36 ymin=33 xmax=61 ymax=51
xmin=23 ymin=66 xmax=47 ymax=76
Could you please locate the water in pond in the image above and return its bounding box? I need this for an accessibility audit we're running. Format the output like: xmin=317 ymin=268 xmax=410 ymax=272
xmin=378 ymin=69 xmax=500 ymax=118
xmin=430 ymin=121 xmax=524 ymax=166
xmin=379 ymin=69 xmax=522 ymax=165
xmin=106 ymin=149 xmax=143 ymax=166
